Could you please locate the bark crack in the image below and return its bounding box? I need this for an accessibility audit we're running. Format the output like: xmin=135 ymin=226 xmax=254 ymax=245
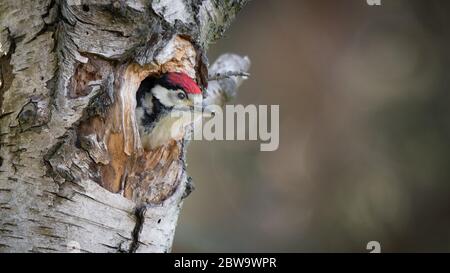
xmin=0 ymin=28 xmax=14 ymax=108
xmin=128 ymin=205 xmax=147 ymax=253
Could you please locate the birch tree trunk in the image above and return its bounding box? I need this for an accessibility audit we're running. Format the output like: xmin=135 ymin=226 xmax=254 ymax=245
xmin=0 ymin=0 xmax=250 ymax=253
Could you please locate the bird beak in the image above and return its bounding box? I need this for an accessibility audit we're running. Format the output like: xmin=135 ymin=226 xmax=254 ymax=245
xmin=187 ymin=106 xmax=215 ymax=118
xmin=176 ymin=105 xmax=214 ymax=119
xmin=201 ymin=106 xmax=215 ymax=118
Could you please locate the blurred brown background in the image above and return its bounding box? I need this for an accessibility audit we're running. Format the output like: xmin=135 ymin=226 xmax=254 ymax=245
xmin=173 ymin=0 xmax=450 ymax=252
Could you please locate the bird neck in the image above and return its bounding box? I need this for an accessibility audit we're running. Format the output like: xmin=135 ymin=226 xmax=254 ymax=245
xmin=141 ymin=95 xmax=172 ymax=130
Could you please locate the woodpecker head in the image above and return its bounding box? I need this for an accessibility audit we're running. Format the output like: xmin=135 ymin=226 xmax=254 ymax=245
xmin=136 ymin=72 xmax=207 ymax=150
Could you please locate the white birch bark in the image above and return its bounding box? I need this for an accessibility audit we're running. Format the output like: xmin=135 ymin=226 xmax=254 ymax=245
xmin=0 ymin=0 xmax=250 ymax=253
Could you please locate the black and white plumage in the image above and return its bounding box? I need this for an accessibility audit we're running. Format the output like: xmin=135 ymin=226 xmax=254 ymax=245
xmin=135 ymin=72 xmax=207 ymax=150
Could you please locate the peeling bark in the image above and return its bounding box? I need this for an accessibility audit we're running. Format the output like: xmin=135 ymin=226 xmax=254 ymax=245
xmin=0 ymin=0 xmax=250 ymax=253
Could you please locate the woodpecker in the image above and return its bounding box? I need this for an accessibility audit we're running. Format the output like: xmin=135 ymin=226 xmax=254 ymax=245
xmin=136 ymin=72 xmax=208 ymax=150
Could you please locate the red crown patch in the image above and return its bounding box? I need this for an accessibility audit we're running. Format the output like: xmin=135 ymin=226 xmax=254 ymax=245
xmin=165 ymin=72 xmax=202 ymax=94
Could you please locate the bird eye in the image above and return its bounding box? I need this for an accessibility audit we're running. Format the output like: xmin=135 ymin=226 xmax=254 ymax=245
xmin=177 ymin=92 xmax=186 ymax=100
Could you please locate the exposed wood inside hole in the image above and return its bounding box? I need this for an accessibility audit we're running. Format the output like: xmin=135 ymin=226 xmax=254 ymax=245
xmin=73 ymin=36 xmax=198 ymax=205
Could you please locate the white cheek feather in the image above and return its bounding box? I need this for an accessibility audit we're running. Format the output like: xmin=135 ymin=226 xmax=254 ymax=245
xmin=151 ymin=85 xmax=176 ymax=107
